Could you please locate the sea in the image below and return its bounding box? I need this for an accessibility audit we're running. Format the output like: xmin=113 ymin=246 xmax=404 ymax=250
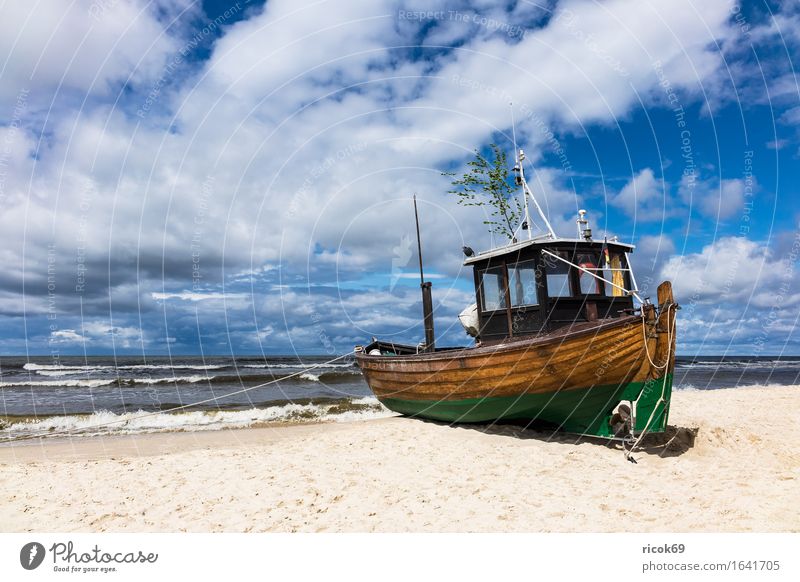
xmin=1 ymin=355 xmax=798 ymax=440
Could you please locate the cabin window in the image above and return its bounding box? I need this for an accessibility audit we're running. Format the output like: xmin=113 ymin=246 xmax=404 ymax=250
xmin=508 ymin=260 xmax=539 ymax=306
xmin=602 ymin=251 xmax=629 ymax=297
xmin=544 ymin=251 xmax=572 ymax=297
xmin=479 ymin=266 xmax=507 ymax=311
xmin=576 ymin=252 xmax=603 ymax=295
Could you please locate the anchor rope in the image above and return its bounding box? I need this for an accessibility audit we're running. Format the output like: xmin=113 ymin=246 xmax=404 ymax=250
xmin=1 ymin=351 xmax=356 ymax=444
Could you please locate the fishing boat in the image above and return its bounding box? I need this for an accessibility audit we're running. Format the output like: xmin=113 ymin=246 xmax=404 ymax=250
xmin=355 ymin=148 xmax=678 ymax=444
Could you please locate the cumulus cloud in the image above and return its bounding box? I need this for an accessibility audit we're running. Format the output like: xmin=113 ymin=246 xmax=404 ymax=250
xmin=151 ymin=291 xmax=246 ymax=301
xmin=660 ymin=236 xmax=800 ymax=353
xmin=0 ymin=0 xmax=190 ymax=111
xmin=612 ymin=168 xmax=667 ymax=221
xmin=663 ymin=237 xmax=775 ymax=303
xmin=49 ymin=329 xmax=86 ymax=344
xmin=679 ymin=173 xmax=753 ymax=221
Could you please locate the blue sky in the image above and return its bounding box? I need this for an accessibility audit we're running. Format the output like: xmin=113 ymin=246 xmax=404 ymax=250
xmin=0 ymin=0 xmax=798 ymax=357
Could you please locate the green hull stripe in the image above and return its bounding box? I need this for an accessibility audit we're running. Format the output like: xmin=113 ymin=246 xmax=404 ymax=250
xmin=378 ymin=374 xmax=673 ymax=437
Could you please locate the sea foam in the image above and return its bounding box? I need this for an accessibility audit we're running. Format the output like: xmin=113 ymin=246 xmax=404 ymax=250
xmin=0 ymin=376 xmax=215 ymax=388
xmin=0 ymin=397 xmax=393 ymax=438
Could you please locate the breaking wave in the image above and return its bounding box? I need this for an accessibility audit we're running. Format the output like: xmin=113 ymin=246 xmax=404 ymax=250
xmin=675 ymin=359 xmax=800 ymax=370
xmin=0 ymin=397 xmax=393 ymax=439
xmin=34 ymin=370 xmax=92 ymax=377
xmin=0 ymin=370 xmax=361 ymax=389
xmin=674 ymin=382 xmax=800 ymax=392
xmin=23 ymin=363 xmax=227 ymax=373
xmin=0 ymin=378 xmax=118 ymax=388
xmin=0 ymin=375 xmax=215 ymax=388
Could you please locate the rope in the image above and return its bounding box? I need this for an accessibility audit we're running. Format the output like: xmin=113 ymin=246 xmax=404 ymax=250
xmin=626 ymin=304 xmax=676 ymax=460
xmin=1 ymin=351 xmax=356 ymax=444
xmin=642 ymin=303 xmax=675 ymax=370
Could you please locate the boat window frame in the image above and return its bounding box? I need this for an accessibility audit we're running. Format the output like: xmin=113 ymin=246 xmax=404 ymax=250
xmin=543 ymin=249 xmax=574 ymax=299
xmin=476 ymin=263 xmax=510 ymax=313
xmin=507 ymin=258 xmax=540 ymax=307
xmin=573 ymin=250 xmax=605 ymax=296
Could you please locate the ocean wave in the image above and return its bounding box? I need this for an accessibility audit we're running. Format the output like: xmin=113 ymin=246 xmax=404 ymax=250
xmin=0 ymin=369 xmax=363 ymax=389
xmin=23 ymin=363 xmax=101 ymax=372
xmin=0 ymin=375 xmax=214 ymax=388
xmin=124 ymin=375 xmax=214 ymax=385
xmin=205 ymin=370 xmax=361 ymax=384
xmin=34 ymin=370 xmax=90 ymax=377
xmin=674 ymin=382 xmax=800 ymax=391
xmin=23 ymin=363 xmax=227 ymax=373
xmin=676 ymin=360 xmax=800 ymax=370
xmin=279 ymin=370 xmax=362 ymax=383
xmin=0 ymin=397 xmax=393 ymax=438
xmin=118 ymin=364 xmax=227 ymax=371
xmin=0 ymin=378 xmax=117 ymax=388
xmin=242 ymin=362 xmax=355 ymax=369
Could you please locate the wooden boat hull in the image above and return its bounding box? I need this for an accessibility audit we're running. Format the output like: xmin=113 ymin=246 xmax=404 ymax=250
xmin=356 ymin=282 xmax=677 ymax=437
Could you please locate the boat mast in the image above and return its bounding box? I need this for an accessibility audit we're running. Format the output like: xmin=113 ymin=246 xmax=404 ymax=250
xmin=509 ymin=107 xmax=556 ymax=240
xmin=513 ymin=149 xmax=556 ymax=239
xmin=413 ymin=195 xmax=436 ymax=352
xmin=510 ymin=105 xmax=532 ymax=241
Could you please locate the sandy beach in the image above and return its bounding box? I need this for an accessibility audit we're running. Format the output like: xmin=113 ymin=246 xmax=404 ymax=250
xmin=1 ymin=386 xmax=798 ymax=533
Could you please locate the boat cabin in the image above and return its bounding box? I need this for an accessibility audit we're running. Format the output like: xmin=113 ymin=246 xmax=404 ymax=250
xmin=464 ymin=237 xmax=637 ymax=342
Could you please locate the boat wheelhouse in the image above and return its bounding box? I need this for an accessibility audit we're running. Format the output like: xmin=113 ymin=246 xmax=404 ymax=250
xmin=463 ymin=236 xmax=638 ymax=343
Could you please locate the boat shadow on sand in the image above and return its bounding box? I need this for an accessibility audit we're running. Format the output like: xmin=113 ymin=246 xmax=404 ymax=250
xmin=428 ymin=419 xmax=699 ymax=459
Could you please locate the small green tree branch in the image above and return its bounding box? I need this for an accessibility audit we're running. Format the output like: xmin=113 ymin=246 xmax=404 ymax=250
xmin=444 ymin=144 xmax=521 ymax=240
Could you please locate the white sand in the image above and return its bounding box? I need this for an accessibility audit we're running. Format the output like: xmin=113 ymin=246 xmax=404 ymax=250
xmin=1 ymin=386 xmax=798 ymax=532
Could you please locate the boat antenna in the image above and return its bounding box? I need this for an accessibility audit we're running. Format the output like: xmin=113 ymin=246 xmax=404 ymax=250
xmin=509 ymin=105 xmax=556 ymax=240
xmin=413 ymin=195 xmax=435 ymax=351
xmin=511 ymin=103 xmax=532 ymax=241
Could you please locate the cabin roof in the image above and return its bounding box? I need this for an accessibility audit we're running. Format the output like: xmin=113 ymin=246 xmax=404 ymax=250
xmin=462 ymin=237 xmax=635 ymax=265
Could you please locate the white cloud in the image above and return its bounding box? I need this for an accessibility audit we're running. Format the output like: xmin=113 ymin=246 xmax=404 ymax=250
xmin=766 ymin=138 xmax=789 ymax=150
xmin=661 ymin=236 xmax=790 ymax=304
xmin=0 ymin=0 xmax=187 ymax=110
xmin=49 ymin=329 xmax=86 ymax=343
xmin=44 ymin=324 xmax=141 ymax=347
xmin=612 ymin=168 xmax=667 ymax=221
xmin=702 ymin=178 xmax=747 ymax=220
xmin=2 ymin=0 xmax=741 ymax=285
xmin=680 ymin=174 xmax=751 ymax=220
xmin=151 ymin=291 xmax=248 ymax=302
xmin=659 ymin=236 xmax=800 ymax=354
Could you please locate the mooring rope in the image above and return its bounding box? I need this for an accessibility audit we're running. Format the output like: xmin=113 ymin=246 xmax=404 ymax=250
xmin=641 ymin=302 xmax=675 ymax=370
xmin=626 ymin=303 xmax=677 ymax=461
xmin=1 ymin=351 xmax=356 ymax=444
